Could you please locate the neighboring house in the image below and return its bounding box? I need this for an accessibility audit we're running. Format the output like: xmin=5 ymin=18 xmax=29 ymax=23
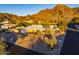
xmin=25 ymin=25 xmax=45 ymax=33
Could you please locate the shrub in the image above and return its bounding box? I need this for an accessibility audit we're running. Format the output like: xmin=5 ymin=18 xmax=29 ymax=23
xmin=0 ymin=39 xmax=7 ymax=55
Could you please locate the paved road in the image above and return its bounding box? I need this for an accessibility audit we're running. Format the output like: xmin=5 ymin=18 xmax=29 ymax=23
xmin=60 ymin=24 xmax=79 ymax=55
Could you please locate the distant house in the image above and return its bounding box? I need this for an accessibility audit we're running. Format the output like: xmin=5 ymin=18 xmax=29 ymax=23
xmin=1 ymin=24 xmax=16 ymax=29
xmin=1 ymin=21 xmax=16 ymax=29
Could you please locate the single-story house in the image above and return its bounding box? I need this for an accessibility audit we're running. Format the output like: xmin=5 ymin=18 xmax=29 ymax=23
xmin=25 ymin=25 xmax=45 ymax=33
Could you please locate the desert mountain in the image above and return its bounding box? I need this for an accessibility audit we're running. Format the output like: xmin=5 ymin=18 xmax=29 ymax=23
xmin=0 ymin=4 xmax=79 ymax=26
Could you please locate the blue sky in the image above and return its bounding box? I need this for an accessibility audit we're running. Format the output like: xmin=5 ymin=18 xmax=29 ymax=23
xmin=0 ymin=4 xmax=79 ymax=16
